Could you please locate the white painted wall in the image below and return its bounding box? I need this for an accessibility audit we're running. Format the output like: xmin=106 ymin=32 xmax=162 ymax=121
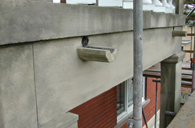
xmin=53 ymin=0 xmax=60 ymax=3
xmin=98 ymin=0 xmax=123 ymax=7
xmin=66 ymin=0 xmax=96 ymax=4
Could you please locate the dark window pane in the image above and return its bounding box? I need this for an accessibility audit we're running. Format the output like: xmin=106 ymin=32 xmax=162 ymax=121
xmin=117 ymin=83 xmax=125 ymax=115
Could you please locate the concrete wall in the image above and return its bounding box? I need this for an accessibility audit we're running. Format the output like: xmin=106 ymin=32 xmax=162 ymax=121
xmin=33 ymin=27 xmax=181 ymax=125
xmin=0 ymin=44 xmax=37 ymax=128
xmin=160 ymin=52 xmax=185 ymax=128
xmin=173 ymin=0 xmax=184 ymax=15
xmin=0 ymin=1 xmax=185 ymax=127
xmin=0 ymin=1 xmax=185 ymax=46
xmin=0 ymin=27 xmax=180 ymax=127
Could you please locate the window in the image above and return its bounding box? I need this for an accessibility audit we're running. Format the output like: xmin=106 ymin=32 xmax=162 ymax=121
xmin=117 ymin=77 xmax=145 ymax=122
xmin=117 ymin=83 xmax=125 ymax=115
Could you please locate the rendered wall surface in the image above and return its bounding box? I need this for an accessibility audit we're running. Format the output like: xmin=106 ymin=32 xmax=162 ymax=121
xmin=0 ymin=1 xmax=185 ymax=46
xmin=39 ymin=112 xmax=78 ymax=128
xmin=0 ymin=1 xmax=185 ymax=127
xmin=0 ymin=28 xmax=183 ymax=127
xmin=173 ymin=0 xmax=184 ymax=15
xmin=33 ymin=27 xmax=182 ymax=125
xmin=0 ymin=44 xmax=37 ymax=128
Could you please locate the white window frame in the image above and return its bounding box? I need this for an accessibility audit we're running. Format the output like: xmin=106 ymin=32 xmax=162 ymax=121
xmin=117 ymin=77 xmax=145 ymax=123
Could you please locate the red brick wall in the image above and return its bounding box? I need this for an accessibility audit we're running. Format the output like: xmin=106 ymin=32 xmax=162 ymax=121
xmin=142 ymin=77 xmax=161 ymax=126
xmin=69 ymin=87 xmax=117 ymax=128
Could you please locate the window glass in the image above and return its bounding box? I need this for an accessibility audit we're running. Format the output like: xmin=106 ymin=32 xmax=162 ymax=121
xmin=117 ymin=83 xmax=125 ymax=115
xmin=128 ymin=79 xmax=133 ymax=107
xmin=117 ymin=77 xmax=145 ymax=122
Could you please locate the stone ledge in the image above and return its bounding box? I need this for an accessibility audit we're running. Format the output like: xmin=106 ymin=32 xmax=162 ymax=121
xmin=0 ymin=1 xmax=185 ymax=46
xmin=162 ymin=51 xmax=185 ymax=63
xmin=77 ymin=46 xmax=118 ymax=63
xmin=168 ymin=91 xmax=195 ymax=128
xmin=39 ymin=112 xmax=78 ymax=128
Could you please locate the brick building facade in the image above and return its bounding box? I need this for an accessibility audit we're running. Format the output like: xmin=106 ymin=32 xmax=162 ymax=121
xmin=70 ymin=77 xmax=161 ymax=128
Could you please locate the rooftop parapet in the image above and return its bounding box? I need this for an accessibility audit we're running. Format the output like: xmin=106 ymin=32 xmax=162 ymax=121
xmin=0 ymin=1 xmax=185 ymax=46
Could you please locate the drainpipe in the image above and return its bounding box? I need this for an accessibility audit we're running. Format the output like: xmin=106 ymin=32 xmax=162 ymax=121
xmin=133 ymin=0 xmax=143 ymax=128
xmin=153 ymin=79 xmax=159 ymax=128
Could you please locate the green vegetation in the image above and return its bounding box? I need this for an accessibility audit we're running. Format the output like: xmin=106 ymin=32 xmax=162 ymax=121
xmin=181 ymin=90 xmax=190 ymax=104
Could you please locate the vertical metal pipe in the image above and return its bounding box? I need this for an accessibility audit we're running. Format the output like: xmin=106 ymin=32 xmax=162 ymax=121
xmin=192 ymin=27 xmax=195 ymax=93
xmin=190 ymin=27 xmax=192 ymax=59
xmin=133 ymin=0 xmax=143 ymax=128
xmin=96 ymin=0 xmax=99 ymax=6
xmin=155 ymin=80 xmax=158 ymax=128
xmin=145 ymin=77 xmax=148 ymax=99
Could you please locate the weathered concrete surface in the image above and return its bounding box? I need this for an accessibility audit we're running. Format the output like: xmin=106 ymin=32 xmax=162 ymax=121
xmin=168 ymin=91 xmax=195 ymax=128
xmin=143 ymin=27 xmax=182 ymax=70
xmin=33 ymin=27 xmax=182 ymax=125
xmin=160 ymin=52 xmax=185 ymax=128
xmin=66 ymin=123 xmax=78 ymax=128
xmin=0 ymin=1 xmax=185 ymax=45
xmin=77 ymin=46 xmax=118 ymax=62
xmin=39 ymin=112 xmax=78 ymax=128
xmin=0 ymin=44 xmax=37 ymax=128
xmin=173 ymin=0 xmax=184 ymax=15
xmin=32 ymin=0 xmax=52 ymax=2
